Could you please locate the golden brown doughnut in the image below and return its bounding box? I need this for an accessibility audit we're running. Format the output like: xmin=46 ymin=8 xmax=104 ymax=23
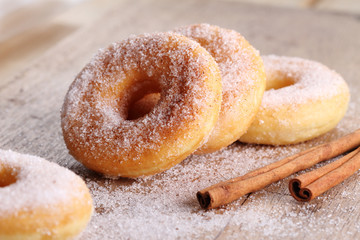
xmin=240 ymin=55 xmax=350 ymax=145
xmin=176 ymin=24 xmax=266 ymax=153
xmin=0 ymin=149 xmax=93 ymax=239
xmin=61 ymin=32 xmax=222 ymax=177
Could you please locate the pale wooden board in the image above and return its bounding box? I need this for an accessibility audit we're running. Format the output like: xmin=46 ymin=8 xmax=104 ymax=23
xmin=1 ymin=0 xmax=360 ymax=239
xmin=0 ymin=0 xmax=121 ymax=83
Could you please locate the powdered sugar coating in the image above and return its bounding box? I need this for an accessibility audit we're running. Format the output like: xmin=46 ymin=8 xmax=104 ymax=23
xmin=174 ymin=24 xmax=266 ymax=153
xmin=262 ymin=55 xmax=349 ymax=108
xmin=0 ymin=149 xmax=91 ymax=216
xmin=240 ymin=55 xmax=350 ymax=145
xmin=174 ymin=23 xmax=262 ymax=105
xmin=61 ymin=32 xmax=222 ymax=177
xmin=78 ymin=111 xmax=360 ymax=239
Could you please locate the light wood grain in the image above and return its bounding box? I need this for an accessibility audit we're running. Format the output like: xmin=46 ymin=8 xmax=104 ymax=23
xmin=223 ymin=0 xmax=360 ymax=14
xmin=1 ymin=0 xmax=359 ymax=83
xmin=0 ymin=0 xmax=120 ymax=83
xmin=0 ymin=0 xmax=359 ymax=239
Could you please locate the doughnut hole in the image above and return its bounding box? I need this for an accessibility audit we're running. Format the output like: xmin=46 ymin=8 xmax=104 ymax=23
xmin=104 ymin=70 xmax=162 ymax=121
xmin=0 ymin=164 xmax=17 ymax=187
xmin=127 ymin=93 xmax=161 ymax=120
xmin=122 ymin=77 xmax=161 ymax=120
xmin=266 ymin=72 xmax=296 ymax=90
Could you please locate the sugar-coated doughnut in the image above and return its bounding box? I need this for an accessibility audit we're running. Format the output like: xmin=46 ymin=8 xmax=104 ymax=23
xmin=0 ymin=149 xmax=93 ymax=239
xmin=61 ymin=32 xmax=222 ymax=178
xmin=174 ymin=24 xmax=266 ymax=154
xmin=240 ymin=55 xmax=350 ymax=145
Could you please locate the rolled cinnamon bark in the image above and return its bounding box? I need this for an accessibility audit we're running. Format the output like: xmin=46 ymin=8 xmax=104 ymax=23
xmin=197 ymin=129 xmax=360 ymax=209
xmin=289 ymin=147 xmax=360 ymax=202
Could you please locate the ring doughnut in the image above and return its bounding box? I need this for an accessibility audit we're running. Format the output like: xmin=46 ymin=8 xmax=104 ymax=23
xmin=175 ymin=24 xmax=266 ymax=153
xmin=61 ymin=32 xmax=222 ymax=177
xmin=239 ymin=55 xmax=350 ymax=145
xmin=0 ymin=149 xmax=93 ymax=239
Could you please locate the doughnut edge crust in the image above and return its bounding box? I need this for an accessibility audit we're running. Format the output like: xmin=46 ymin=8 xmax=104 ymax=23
xmin=0 ymin=149 xmax=93 ymax=240
xmin=239 ymin=55 xmax=350 ymax=145
xmin=174 ymin=24 xmax=266 ymax=154
xmin=61 ymin=32 xmax=222 ymax=178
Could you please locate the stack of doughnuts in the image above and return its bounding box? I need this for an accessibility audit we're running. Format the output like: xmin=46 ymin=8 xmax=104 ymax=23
xmin=61 ymin=23 xmax=350 ymax=178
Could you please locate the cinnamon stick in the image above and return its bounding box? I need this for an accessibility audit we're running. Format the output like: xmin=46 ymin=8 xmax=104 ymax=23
xmin=197 ymin=129 xmax=360 ymax=209
xmin=289 ymin=147 xmax=360 ymax=202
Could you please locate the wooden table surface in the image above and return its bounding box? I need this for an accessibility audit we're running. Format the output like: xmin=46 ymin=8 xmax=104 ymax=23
xmin=1 ymin=0 xmax=360 ymax=239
